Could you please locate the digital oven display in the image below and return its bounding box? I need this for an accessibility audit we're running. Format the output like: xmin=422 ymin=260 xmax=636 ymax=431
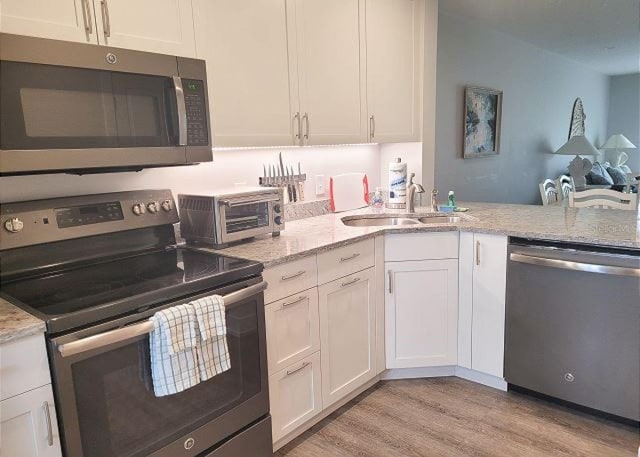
xmin=55 ymin=201 xmax=124 ymax=228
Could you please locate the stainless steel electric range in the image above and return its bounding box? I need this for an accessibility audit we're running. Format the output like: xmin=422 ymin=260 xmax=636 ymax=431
xmin=0 ymin=189 xmax=272 ymax=457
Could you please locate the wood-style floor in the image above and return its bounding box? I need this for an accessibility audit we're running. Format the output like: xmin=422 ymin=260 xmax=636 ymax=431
xmin=276 ymin=377 xmax=639 ymax=457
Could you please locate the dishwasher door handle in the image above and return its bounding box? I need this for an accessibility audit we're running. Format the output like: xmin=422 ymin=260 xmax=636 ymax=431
xmin=510 ymin=253 xmax=640 ymax=277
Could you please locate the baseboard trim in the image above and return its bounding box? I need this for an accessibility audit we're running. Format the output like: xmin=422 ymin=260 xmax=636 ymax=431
xmin=273 ymin=375 xmax=381 ymax=451
xmin=454 ymin=366 xmax=508 ymax=391
xmin=381 ymin=366 xmax=456 ymax=380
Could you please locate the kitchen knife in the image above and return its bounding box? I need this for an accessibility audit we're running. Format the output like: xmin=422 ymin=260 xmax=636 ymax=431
xmin=279 ymin=152 xmax=286 ymax=178
xmin=276 ymin=165 xmax=289 ymax=203
xmin=284 ymin=166 xmax=294 ymax=202
xmin=288 ymin=166 xmax=297 ymax=202
xmin=297 ymin=162 xmax=305 ymax=201
xmin=263 ymin=164 xmax=267 ymax=186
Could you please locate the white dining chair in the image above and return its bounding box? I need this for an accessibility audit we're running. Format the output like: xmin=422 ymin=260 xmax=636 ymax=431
xmin=568 ymin=189 xmax=638 ymax=210
xmin=539 ymin=179 xmax=560 ymax=205
xmin=556 ymin=175 xmax=573 ymax=200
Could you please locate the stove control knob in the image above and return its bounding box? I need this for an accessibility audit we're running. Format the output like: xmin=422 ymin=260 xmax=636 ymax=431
xmin=132 ymin=203 xmax=146 ymax=216
xmin=4 ymin=217 xmax=24 ymax=233
xmin=147 ymin=201 xmax=160 ymax=214
xmin=161 ymin=200 xmax=173 ymax=212
xmin=274 ymin=216 xmax=282 ymax=225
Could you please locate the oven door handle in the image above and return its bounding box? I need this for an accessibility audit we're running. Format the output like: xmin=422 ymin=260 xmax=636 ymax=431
xmin=172 ymin=76 xmax=188 ymax=146
xmin=220 ymin=196 xmax=281 ymax=207
xmin=510 ymin=253 xmax=640 ymax=277
xmin=57 ymin=281 xmax=268 ymax=357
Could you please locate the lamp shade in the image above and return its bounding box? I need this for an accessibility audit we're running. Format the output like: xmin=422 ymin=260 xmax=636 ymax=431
xmin=554 ymin=135 xmax=600 ymax=156
xmin=601 ymin=134 xmax=637 ymax=150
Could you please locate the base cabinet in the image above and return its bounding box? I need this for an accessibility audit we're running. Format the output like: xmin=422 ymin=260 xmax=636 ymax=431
xmin=385 ymin=259 xmax=458 ymax=368
xmin=269 ymin=352 xmax=322 ymax=443
xmin=0 ymin=384 xmax=62 ymax=457
xmin=319 ymin=268 xmax=376 ymax=408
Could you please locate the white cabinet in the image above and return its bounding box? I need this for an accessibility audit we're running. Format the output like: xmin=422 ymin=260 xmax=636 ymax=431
xmin=365 ymin=0 xmax=423 ymax=142
xmin=269 ymin=352 xmax=322 ymax=443
xmin=319 ymin=268 xmax=376 ymax=408
xmin=193 ymin=0 xmax=297 ymax=147
xmin=291 ymin=0 xmax=368 ymax=145
xmin=458 ymin=232 xmax=508 ymax=378
xmin=265 ymin=290 xmax=320 ymax=375
xmin=0 ymin=0 xmax=98 ymax=44
xmin=385 ymin=259 xmax=458 ymax=368
xmin=94 ymin=0 xmax=196 ymax=56
xmin=1 ymin=333 xmax=51 ymax=402
xmin=0 ymin=384 xmax=61 ymax=457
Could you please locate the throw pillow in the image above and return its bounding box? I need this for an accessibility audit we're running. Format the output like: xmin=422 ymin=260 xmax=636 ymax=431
xmin=606 ymin=166 xmax=628 ymax=185
xmin=586 ymin=162 xmax=614 ymax=185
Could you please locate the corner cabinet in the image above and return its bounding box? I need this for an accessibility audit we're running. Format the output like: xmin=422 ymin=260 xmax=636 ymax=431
xmin=458 ymin=232 xmax=508 ymax=378
xmin=365 ymin=0 xmax=424 ymax=143
xmin=1 ymin=0 xmax=196 ymax=57
xmin=318 ymin=268 xmax=376 ymax=409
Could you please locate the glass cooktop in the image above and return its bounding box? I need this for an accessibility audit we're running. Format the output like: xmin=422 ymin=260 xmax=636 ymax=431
xmin=0 ymin=247 xmax=261 ymax=331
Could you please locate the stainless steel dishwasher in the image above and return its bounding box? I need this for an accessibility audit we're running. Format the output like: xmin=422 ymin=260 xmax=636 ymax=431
xmin=505 ymin=238 xmax=640 ymax=422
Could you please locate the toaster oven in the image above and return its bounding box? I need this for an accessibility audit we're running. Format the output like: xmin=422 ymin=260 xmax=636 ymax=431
xmin=179 ymin=188 xmax=284 ymax=248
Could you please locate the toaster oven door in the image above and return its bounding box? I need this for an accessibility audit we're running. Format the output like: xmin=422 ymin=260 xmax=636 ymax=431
xmin=218 ymin=195 xmax=278 ymax=244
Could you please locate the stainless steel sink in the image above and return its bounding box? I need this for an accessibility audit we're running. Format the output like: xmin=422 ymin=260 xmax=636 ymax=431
xmin=341 ymin=217 xmax=422 ymax=227
xmin=417 ymin=216 xmax=461 ymax=224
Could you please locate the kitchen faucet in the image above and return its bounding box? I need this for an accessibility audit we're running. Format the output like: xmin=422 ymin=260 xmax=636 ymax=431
xmin=407 ymin=173 xmax=425 ymax=213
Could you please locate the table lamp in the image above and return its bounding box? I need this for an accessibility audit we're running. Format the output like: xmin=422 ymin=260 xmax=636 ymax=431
xmin=600 ymin=134 xmax=637 ymax=167
xmin=553 ymin=135 xmax=600 ymax=188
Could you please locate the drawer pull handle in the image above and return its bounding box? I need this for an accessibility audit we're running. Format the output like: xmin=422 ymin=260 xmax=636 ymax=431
xmin=476 ymin=240 xmax=481 ymax=266
xmin=281 ymin=270 xmax=306 ymax=281
xmin=341 ymin=277 xmax=361 ymax=288
xmin=282 ymin=295 xmax=307 ymax=308
xmin=388 ymin=270 xmax=393 ymax=294
xmin=42 ymin=401 xmax=53 ymax=447
xmin=340 ymin=253 xmax=360 ymax=262
xmin=286 ymin=361 xmax=310 ymax=376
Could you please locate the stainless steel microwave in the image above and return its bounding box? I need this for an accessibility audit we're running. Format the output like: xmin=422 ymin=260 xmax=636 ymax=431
xmin=0 ymin=33 xmax=212 ymax=175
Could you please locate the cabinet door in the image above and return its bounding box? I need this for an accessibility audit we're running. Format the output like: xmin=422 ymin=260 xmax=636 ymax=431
xmin=0 ymin=0 xmax=98 ymax=44
xmin=365 ymin=0 xmax=423 ymax=142
xmin=193 ymin=0 xmax=299 ymax=147
xmin=269 ymin=352 xmax=322 ymax=443
xmin=94 ymin=0 xmax=196 ymax=57
xmin=471 ymin=234 xmax=508 ymax=378
xmin=386 ymin=259 xmax=458 ymax=368
xmin=293 ymin=0 xmax=367 ymax=145
xmin=0 ymin=385 xmax=62 ymax=457
xmin=265 ymin=289 xmax=320 ymax=375
xmin=319 ymin=268 xmax=375 ymax=408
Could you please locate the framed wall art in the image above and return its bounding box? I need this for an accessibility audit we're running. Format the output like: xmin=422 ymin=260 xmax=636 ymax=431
xmin=463 ymin=86 xmax=503 ymax=158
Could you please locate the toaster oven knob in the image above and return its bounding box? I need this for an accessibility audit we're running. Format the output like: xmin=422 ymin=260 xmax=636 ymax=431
xmin=132 ymin=203 xmax=146 ymax=216
xmin=274 ymin=216 xmax=282 ymax=225
xmin=274 ymin=204 xmax=281 ymax=213
xmin=147 ymin=201 xmax=160 ymax=214
xmin=4 ymin=217 xmax=24 ymax=233
xmin=161 ymin=200 xmax=173 ymax=212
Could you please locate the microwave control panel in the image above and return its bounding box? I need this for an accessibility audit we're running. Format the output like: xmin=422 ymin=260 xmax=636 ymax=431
xmin=183 ymin=79 xmax=209 ymax=146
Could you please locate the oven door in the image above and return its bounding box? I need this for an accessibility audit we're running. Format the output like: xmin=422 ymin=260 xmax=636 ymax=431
xmin=49 ymin=279 xmax=269 ymax=457
xmin=217 ymin=195 xmax=278 ymax=244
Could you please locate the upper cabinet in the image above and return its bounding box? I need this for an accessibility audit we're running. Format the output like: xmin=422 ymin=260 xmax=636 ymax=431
xmin=0 ymin=0 xmax=98 ymax=44
xmin=292 ymin=0 xmax=368 ymax=145
xmin=193 ymin=0 xmax=297 ymax=147
xmin=1 ymin=0 xmax=196 ymax=56
xmin=365 ymin=0 xmax=423 ymax=143
xmin=93 ymin=0 xmax=196 ymax=56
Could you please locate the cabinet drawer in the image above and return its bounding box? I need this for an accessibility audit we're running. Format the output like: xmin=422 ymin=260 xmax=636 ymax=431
xmin=265 ymin=289 xmax=320 ymax=375
xmin=269 ymin=352 xmax=322 ymax=443
xmin=317 ymin=238 xmax=375 ymax=285
xmin=1 ymin=333 xmax=51 ymax=401
xmin=385 ymin=232 xmax=459 ymax=261
xmin=263 ymin=256 xmax=318 ymax=304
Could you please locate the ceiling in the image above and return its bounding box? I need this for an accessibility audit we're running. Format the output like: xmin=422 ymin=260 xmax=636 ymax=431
xmin=439 ymin=0 xmax=640 ymax=75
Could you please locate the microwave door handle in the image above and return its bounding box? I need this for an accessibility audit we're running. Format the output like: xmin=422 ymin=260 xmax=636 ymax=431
xmin=57 ymin=281 xmax=268 ymax=357
xmin=172 ymin=76 xmax=188 ymax=146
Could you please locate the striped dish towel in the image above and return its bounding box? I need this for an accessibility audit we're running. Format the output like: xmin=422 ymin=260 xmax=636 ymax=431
xmin=191 ymin=295 xmax=231 ymax=381
xmin=149 ymin=304 xmax=200 ymax=397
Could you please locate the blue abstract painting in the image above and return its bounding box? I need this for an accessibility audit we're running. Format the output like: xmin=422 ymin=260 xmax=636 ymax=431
xmin=464 ymin=87 xmax=502 ymax=158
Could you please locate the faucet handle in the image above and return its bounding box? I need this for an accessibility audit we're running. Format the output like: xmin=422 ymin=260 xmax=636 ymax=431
xmin=431 ymin=189 xmax=438 ymax=196
xmin=408 ymin=172 xmax=416 ymax=186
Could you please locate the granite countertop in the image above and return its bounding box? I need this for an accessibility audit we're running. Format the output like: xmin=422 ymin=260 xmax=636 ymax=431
xmin=203 ymin=202 xmax=639 ymax=267
xmin=0 ymin=297 xmax=45 ymax=344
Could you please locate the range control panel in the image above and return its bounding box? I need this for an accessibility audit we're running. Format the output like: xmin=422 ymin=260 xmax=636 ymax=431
xmin=183 ymin=78 xmax=209 ymax=146
xmin=0 ymin=190 xmax=179 ymax=251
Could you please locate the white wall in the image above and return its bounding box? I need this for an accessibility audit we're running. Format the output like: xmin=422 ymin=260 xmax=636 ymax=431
xmin=607 ymin=73 xmax=640 ymax=171
xmin=435 ymin=12 xmax=610 ymax=204
xmin=0 ymin=144 xmax=386 ymax=203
